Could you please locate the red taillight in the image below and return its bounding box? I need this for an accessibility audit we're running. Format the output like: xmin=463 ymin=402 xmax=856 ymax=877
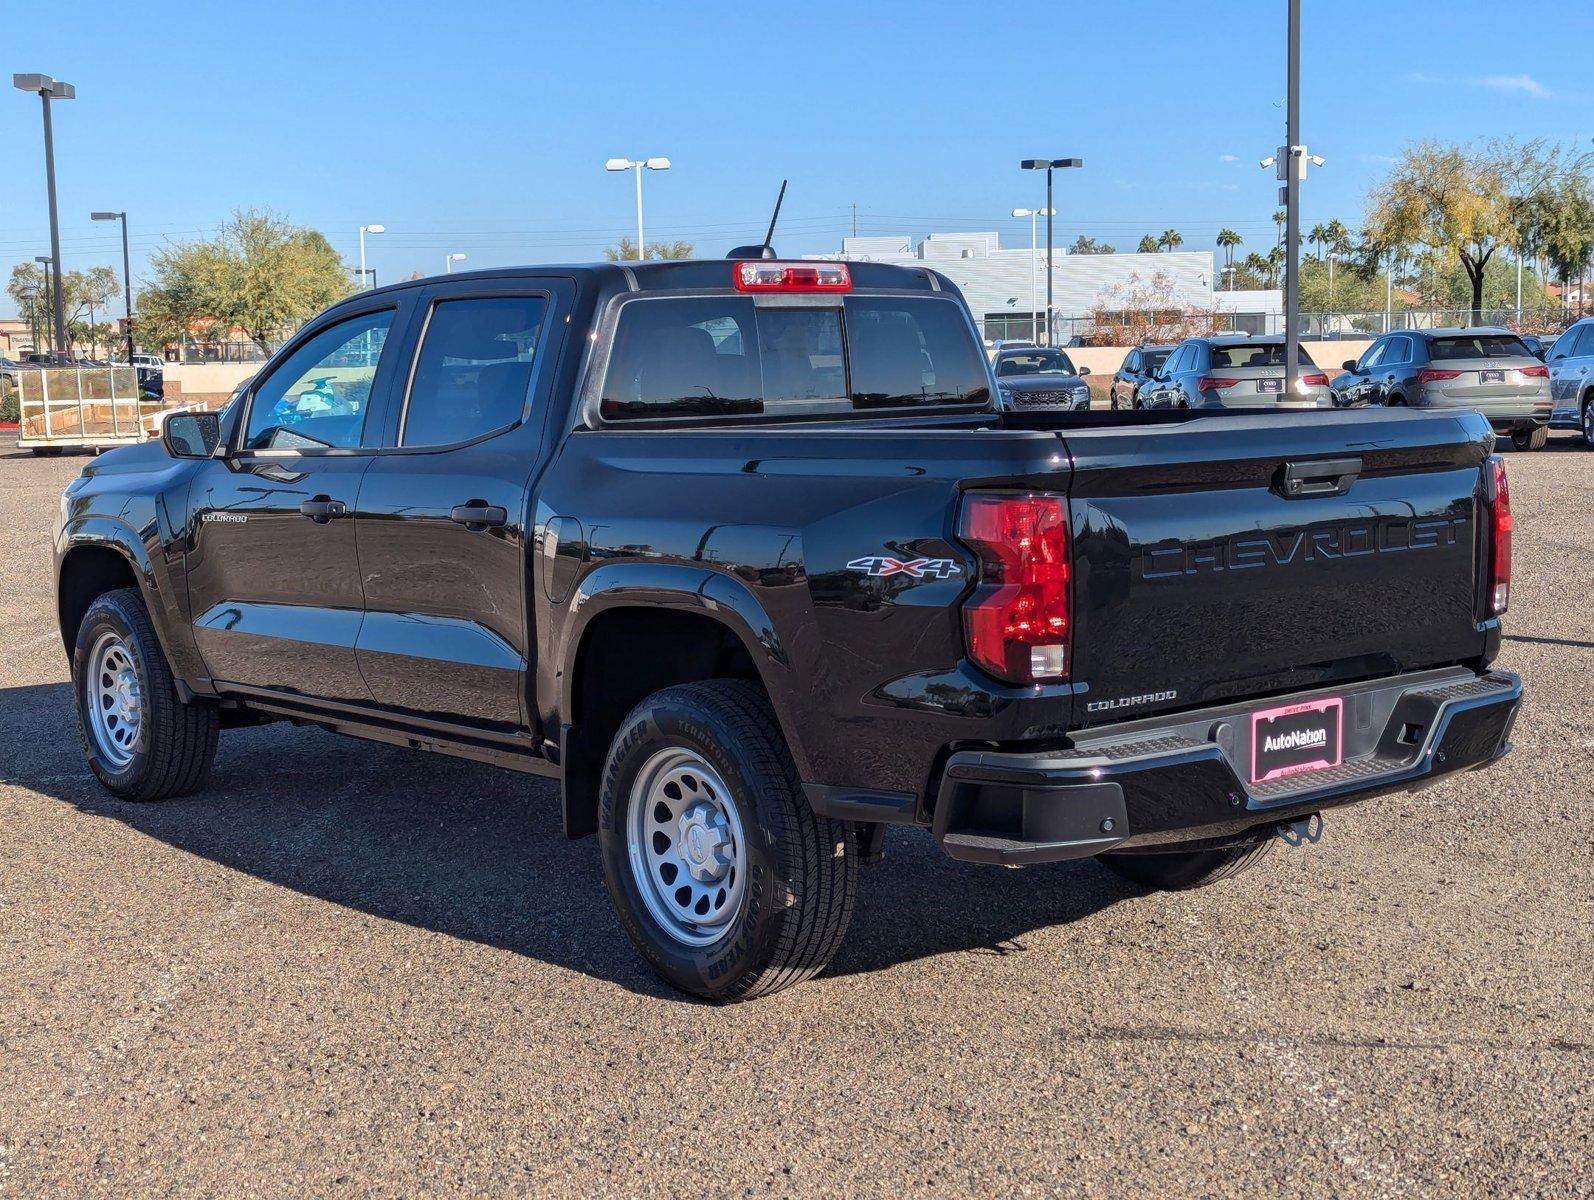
xmin=1196 ymin=376 xmax=1239 ymax=392
xmin=1519 ymin=364 xmax=1549 ymax=379
xmin=958 ymin=494 xmax=1070 ymax=683
xmin=1417 ymin=368 xmax=1462 ymax=385
xmin=732 ymin=261 xmax=851 ymax=293
xmin=1486 ymin=454 xmax=1511 ymax=616
xmin=1301 ymin=372 xmax=1329 ymax=386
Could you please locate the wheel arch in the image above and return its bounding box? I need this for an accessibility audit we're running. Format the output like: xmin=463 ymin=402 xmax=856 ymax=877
xmin=553 ymin=564 xmax=801 ymax=838
xmin=56 ymin=522 xmax=159 ymax=656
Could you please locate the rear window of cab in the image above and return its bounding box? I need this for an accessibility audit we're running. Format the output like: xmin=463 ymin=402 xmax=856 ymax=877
xmin=598 ymin=295 xmax=990 ymax=421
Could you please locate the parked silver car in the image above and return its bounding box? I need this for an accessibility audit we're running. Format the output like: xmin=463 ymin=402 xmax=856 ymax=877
xmin=1545 ymin=317 xmax=1594 ymax=448
xmin=1139 ymin=335 xmax=1332 ymax=409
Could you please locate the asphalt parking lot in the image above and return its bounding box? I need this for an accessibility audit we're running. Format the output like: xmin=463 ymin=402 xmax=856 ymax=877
xmin=1 ymin=434 xmax=1589 ymax=1198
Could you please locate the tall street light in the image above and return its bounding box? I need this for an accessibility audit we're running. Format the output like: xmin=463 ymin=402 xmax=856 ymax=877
xmin=14 ymin=73 xmax=75 ymax=353
xmin=445 ymin=253 xmax=466 ymax=274
xmin=1020 ymin=158 xmax=1082 ymax=345
xmin=1012 ymin=207 xmax=1055 ymax=344
xmin=605 ymin=157 xmax=671 ymax=260
xmin=33 ymin=256 xmax=54 ymax=352
xmin=92 ymin=211 xmax=135 ymax=363
xmin=358 ymin=224 xmax=385 ymax=289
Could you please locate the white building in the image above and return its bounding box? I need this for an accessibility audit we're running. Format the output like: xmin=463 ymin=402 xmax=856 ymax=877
xmin=812 ymin=233 xmax=1280 ymax=341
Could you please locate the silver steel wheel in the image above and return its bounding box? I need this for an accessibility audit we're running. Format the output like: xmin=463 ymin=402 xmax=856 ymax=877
xmin=625 ymin=747 xmax=747 ymax=947
xmin=85 ymin=630 xmax=143 ymax=770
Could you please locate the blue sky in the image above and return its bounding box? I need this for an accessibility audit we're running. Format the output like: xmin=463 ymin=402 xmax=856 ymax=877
xmin=4 ymin=0 xmax=1591 ymax=311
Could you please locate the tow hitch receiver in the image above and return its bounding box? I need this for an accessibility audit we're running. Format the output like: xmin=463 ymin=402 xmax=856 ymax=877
xmin=1277 ymin=813 xmax=1324 ymax=847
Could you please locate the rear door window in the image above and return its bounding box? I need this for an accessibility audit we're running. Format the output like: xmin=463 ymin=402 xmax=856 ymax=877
xmin=1209 ymin=343 xmax=1317 ymax=369
xmin=401 ymin=296 xmax=548 ymax=446
xmin=1430 ymin=334 xmax=1531 ymax=360
xmin=599 ymin=294 xmax=988 ymax=420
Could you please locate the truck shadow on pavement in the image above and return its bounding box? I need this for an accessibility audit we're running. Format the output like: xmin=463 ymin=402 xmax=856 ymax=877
xmin=3 ymin=682 xmax=1126 ymax=1001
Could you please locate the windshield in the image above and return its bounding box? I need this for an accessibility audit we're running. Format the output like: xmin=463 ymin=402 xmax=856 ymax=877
xmin=996 ymin=349 xmax=1076 ymax=377
xmin=1430 ymin=334 xmax=1531 ymax=360
xmin=1209 ymin=343 xmax=1317 ymax=369
xmin=1143 ymin=349 xmax=1171 ymax=372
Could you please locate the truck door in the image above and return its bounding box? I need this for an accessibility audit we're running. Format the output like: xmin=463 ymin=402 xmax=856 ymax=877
xmin=184 ymin=301 xmax=410 ymax=704
xmin=353 ymin=278 xmax=573 ymax=733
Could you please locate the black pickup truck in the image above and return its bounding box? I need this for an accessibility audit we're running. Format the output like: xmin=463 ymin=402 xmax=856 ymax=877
xmin=54 ymin=257 xmax=1522 ymax=1001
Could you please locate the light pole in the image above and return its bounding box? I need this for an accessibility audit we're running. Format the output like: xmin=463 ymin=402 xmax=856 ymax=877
xmin=358 ymin=224 xmax=384 ymax=289
xmin=445 ymin=253 xmax=466 ymax=274
xmin=605 ymin=157 xmax=671 ymax=260
xmin=33 ymin=256 xmax=54 ymax=352
xmin=1328 ymin=250 xmax=1339 ymax=312
xmin=1012 ymin=207 xmax=1054 ymax=344
xmin=14 ymin=74 xmax=75 ymax=353
xmin=1020 ymin=158 xmax=1082 ymax=345
xmin=91 ymin=211 xmax=135 ymax=362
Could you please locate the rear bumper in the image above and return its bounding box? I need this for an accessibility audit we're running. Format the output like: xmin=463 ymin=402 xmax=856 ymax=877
xmin=932 ymin=667 xmax=1521 ymax=865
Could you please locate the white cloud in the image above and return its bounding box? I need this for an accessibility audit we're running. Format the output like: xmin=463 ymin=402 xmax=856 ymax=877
xmin=1218 ymin=153 xmax=1239 ymax=163
xmin=1475 ymin=73 xmax=1548 ymax=98
xmin=1357 ymin=153 xmax=1398 ymax=165
xmin=1407 ymin=70 xmax=1553 ymax=99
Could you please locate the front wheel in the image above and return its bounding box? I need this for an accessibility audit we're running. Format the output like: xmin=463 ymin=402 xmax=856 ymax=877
xmin=1582 ymin=396 xmax=1594 ymax=448
xmin=1099 ymin=833 xmax=1274 ymax=891
xmin=1510 ymin=424 xmax=1548 ymax=452
xmin=597 ymin=679 xmax=858 ymax=1002
xmin=72 ymin=587 xmax=219 ymax=801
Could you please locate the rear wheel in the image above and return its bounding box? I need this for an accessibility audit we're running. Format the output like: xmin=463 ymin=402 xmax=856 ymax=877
xmin=72 ymin=588 xmax=219 ymax=801
xmin=1511 ymin=424 xmax=1549 ymax=452
xmin=1582 ymin=394 xmax=1594 ymax=448
xmin=1099 ymin=833 xmax=1275 ymax=891
xmin=597 ymin=679 xmax=858 ymax=1002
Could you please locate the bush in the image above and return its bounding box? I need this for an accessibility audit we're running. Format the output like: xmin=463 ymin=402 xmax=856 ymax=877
xmin=0 ymin=379 xmax=18 ymax=423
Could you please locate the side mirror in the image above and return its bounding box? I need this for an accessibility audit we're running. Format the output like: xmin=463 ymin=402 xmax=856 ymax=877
xmin=1077 ymin=366 xmax=1091 ymax=376
xmin=160 ymin=410 xmax=221 ymax=459
xmin=1342 ymin=359 xmax=1357 ymax=372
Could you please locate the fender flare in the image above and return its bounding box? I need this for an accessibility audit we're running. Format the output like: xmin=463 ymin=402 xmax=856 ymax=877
xmin=551 ymin=561 xmax=809 ymax=775
xmin=55 ymin=516 xmax=205 ymax=690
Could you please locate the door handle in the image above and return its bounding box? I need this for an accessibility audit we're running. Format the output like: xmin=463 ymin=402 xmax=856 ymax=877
xmin=1276 ymin=456 xmax=1362 ymax=499
xmin=299 ymin=495 xmax=347 ymax=523
xmin=450 ymin=502 xmax=508 ymax=530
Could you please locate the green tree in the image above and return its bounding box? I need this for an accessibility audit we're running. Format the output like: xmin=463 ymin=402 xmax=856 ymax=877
xmin=138 ymin=209 xmax=351 ymax=353
xmin=1069 ymin=235 xmax=1115 ymax=255
xmin=1136 ymin=235 xmax=1159 ymax=254
xmin=604 ymin=238 xmax=695 ymax=261
xmin=1534 ymin=173 xmax=1594 ymax=316
xmin=1157 ymin=229 xmax=1184 ymax=253
xmin=6 ymin=263 xmax=121 ymax=354
xmin=1216 ymin=228 xmax=1243 ymax=274
xmin=1362 ymin=139 xmax=1578 ymax=324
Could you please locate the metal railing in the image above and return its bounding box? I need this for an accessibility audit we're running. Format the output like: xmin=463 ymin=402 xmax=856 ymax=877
xmin=982 ymin=306 xmax=1581 ymax=346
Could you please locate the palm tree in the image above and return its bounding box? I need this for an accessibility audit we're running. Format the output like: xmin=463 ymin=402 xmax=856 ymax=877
xmin=1157 ymin=229 xmax=1184 ymax=253
xmin=1266 ymin=245 xmax=1286 ymax=288
xmin=1216 ymin=228 xmax=1242 ymax=289
xmin=1137 ymin=235 xmax=1159 ymax=254
xmin=1240 ymin=251 xmax=1272 ymax=289
xmin=1307 ymin=222 xmax=1329 ymax=261
xmin=1272 ymin=209 xmax=1288 ymax=247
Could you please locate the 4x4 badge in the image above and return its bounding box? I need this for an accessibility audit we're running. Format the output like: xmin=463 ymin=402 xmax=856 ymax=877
xmin=846 ymin=556 xmax=961 ymax=580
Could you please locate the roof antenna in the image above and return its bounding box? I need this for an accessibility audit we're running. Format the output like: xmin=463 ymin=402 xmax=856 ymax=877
xmin=727 ymin=179 xmax=786 ymax=259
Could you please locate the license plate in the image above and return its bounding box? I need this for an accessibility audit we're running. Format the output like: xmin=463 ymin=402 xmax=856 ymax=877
xmin=1479 ymin=369 xmax=1504 ymax=384
xmin=1250 ymin=697 xmax=1344 ymax=784
xmin=1257 ymin=378 xmax=1282 ymax=393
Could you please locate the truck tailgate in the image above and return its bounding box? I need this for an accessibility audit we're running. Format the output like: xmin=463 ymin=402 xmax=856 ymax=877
xmin=1060 ymin=409 xmax=1495 ymax=727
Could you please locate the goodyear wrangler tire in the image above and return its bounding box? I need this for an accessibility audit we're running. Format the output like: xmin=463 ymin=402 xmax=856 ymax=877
xmin=72 ymin=587 xmax=219 ymax=801
xmin=597 ymin=679 xmax=858 ymax=1002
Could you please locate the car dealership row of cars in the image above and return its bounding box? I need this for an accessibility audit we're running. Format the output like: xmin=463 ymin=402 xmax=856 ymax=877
xmin=1092 ymin=318 xmax=1594 ymax=450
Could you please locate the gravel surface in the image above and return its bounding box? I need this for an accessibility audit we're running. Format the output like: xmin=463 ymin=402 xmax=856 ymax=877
xmin=1 ymin=435 xmax=1589 ymax=1198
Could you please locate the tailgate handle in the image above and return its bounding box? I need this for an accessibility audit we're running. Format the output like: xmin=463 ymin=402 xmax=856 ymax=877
xmin=1277 ymin=456 xmax=1361 ymax=499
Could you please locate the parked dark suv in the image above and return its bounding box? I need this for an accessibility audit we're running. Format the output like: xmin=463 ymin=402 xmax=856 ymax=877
xmin=1139 ymin=335 xmax=1331 ymax=409
xmin=1332 ymin=328 xmax=1551 ymax=450
xmin=992 ymin=346 xmax=1091 ymax=411
xmin=1110 ymin=343 xmax=1174 ymax=409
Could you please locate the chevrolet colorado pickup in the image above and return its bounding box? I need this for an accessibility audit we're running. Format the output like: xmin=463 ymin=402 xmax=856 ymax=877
xmin=55 ymin=257 xmax=1523 ymax=1001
